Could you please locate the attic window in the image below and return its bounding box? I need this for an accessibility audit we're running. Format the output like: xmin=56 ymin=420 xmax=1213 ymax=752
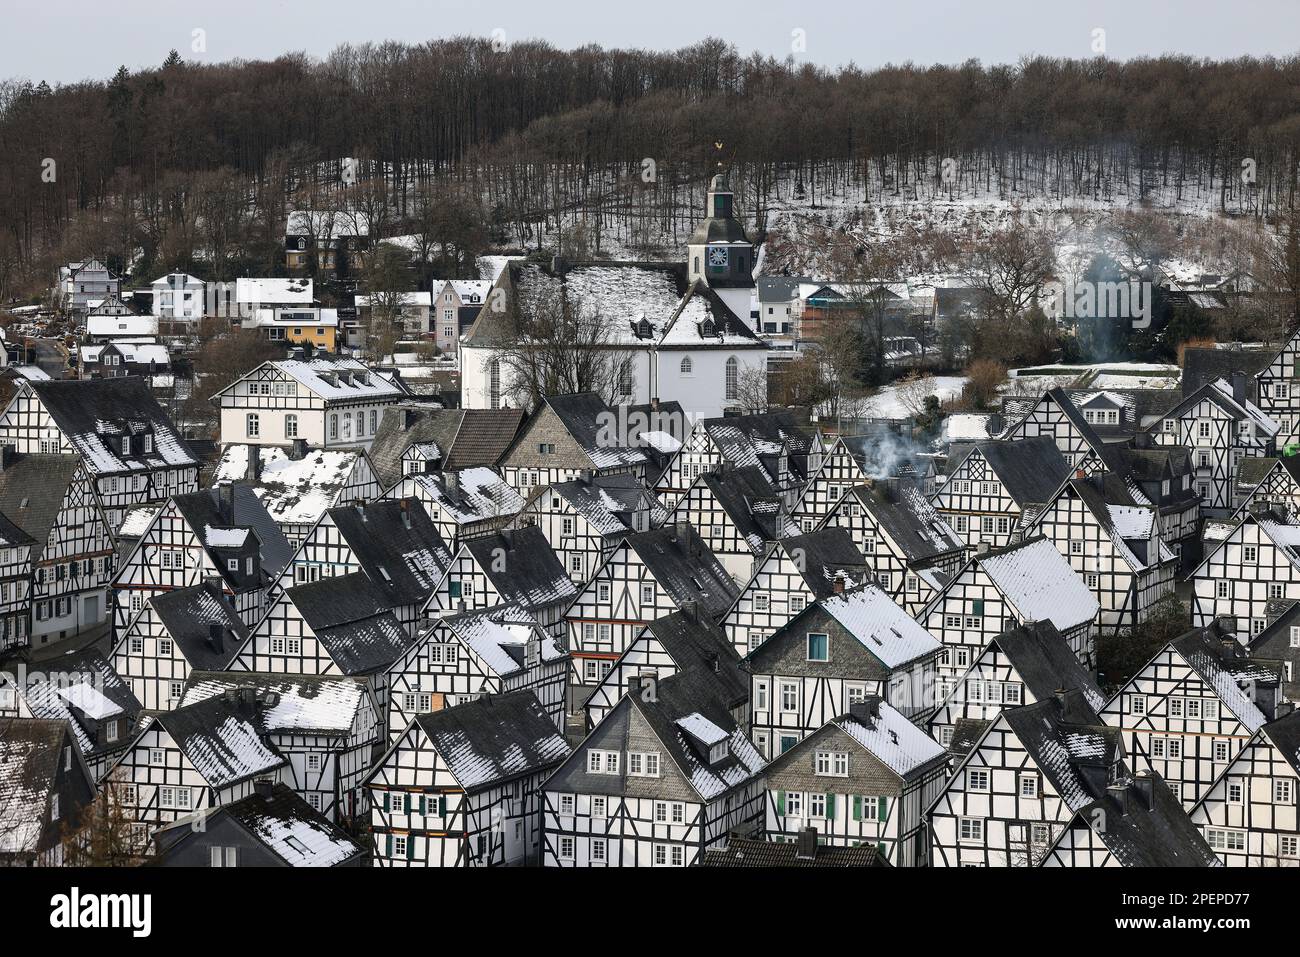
xmin=707 ymin=741 xmax=728 ymax=763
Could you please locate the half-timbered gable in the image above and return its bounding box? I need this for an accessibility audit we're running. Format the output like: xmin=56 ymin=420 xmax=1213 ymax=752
xmin=1233 ymin=455 xmax=1300 ymax=518
xmin=1190 ymin=508 xmax=1300 ymax=638
xmin=1100 ymin=622 xmax=1272 ymax=808
xmin=1188 ymin=709 xmax=1300 ymax=866
xmin=764 ymin=699 xmax=949 ymax=866
xmin=0 ymin=647 xmax=141 ymax=783
xmin=563 ymin=522 xmax=739 ymax=700
xmin=933 ymin=437 xmax=1071 ymax=551
xmin=273 ymin=498 xmax=451 ymax=632
xmin=367 ymin=406 xmax=524 ymax=488
xmin=498 ymin=392 xmax=648 ymax=494
xmin=113 ymin=484 xmax=291 ymax=638
xmin=748 ymin=583 xmax=942 ymax=759
xmin=823 ymin=480 xmax=964 ymax=615
xmin=0 ymin=719 xmax=96 ymax=866
xmin=0 ymin=378 xmax=199 ymax=533
xmin=513 ymin=472 xmax=659 ymax=585
xmin=922 ymin=537 xmax=1099 ymax=701
xmin=667 ymin=464 xmax=796 ymax=583
xmin=180 ymin=671 xmax=381 ymax=822
xmin=720 ymin=527 xmax=868 ymax=656
xmin=656 ymin=410 xmax=819 ymax=510
xmin=389 ymin=467 xmax=524 ymax=553
xmin=584 ymin=607 xmax=749 ymax=731
xmin=0 ymin=453 xmax=115 ymax=646
xmin=385 ymin=604 xmax=569 ymax=738
xmin=789 ymin=436 xmax=872 ymax=526
xmin=368 ymin=691 xmax=570 ymax=867
xmin=212 ymin=442 xmax=382 ymax=546
xmin=1001 ymin=388 xmax=1109 ymax=472
xmin=232 ymin=573 xmax=412 ymax=700
xmin=1041 ymin=770 xmax=1219 ymax=867
xmin=211 ymin=355 xmax=409 ymax=450
xmin=1106 ymin=442 xmax=1201 ymax=571
xmin=928 ymin=620 xmax=1107 ymax=752
xmin=542 ymin=669 xmax=765 ymax=867
xmin=1255 ymin=327 xmax=1300 ymax=444
xmin=110 ymin=580 xmax=246 ymax=712
xmin=1027 ymin=473 xmax=1178 ymax=633
xmin=106 ymin=692 xmax=289 ymax=852
xmin=1248 ymin=599 xmax=1300 ymax=703
xmin=154 ymin=782 xmax=367 ymax=866
xmin=0 ymin=510 xmax=34 ymax=652
xmin=929 ymin=690 xmax=1123 ymax=867
xmin=1152 ymin=378 xmax=1279 ymax=514
xmin=426 ymin=526 xmax=577 ymax=641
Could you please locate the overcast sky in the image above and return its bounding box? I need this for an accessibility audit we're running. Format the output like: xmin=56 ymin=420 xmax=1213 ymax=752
xmin=5 ymin=0 xmax=1299 ymax=85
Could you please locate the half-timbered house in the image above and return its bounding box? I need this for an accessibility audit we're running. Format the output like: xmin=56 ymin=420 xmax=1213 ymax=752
xmin=921 ymin=537 xmax=1100 ymax=701
xmin=211 ymin=355 xmax=409 ymax=450
xmin=105 ymin=691 xmax=289 ymax=853
xmin=932 ymin=437 xmax=1071 ymax=551
xmin=110 ymin=580 xmax=247 ymax=711
xmin=1254 ymin=327 xmax=1300 ymax=444
xmin=1026 ymin=471 xmax=1178 ymax=633
xmin=0 ymin=510 xmax=33 ymax=652
xmin=928 ymin=620 xmax=1106 ymax=752
xmin=1247 ymin=599 xmax=1300 ymax=703
xmin=426 ymin=525 xmax=577 ymax=641
xmin=153 ymin=781 xmax=367 ymax=867
xmin=0 ymin=719 xmax=96 ymax=866
xmin=1100 ymin=621 xmax=1273 ymax=807
xmin=542 ymin=669 xmax=765 ymax=867
xmin=1151 ymin=376 xmax=1279 ymax=514
xmin=667 ymin=464 xmax=796 ymax=583
xmin=0 ymin=453 xmax=115 ymax=646
xmin=212 ymin=442 xmax=382 ymax=546
xmin=112 ymin=483 xmax=292 ymax=638
xmin=368 ymin=691 xmax=570 ymax=867
xmin=1233 ymin=454 xmax=1300 ymax=519
xmin=180 ymin=671 xmax=382 ymax=822
xmin=821 ymin=480 xmax=964 ymax=615
xmin=929 ymin=689 xmax=1123 ymax=867
xmin=748 ymin=583 xmax=943 ymax=759
xmin=1188 ymin=708 xmax=1300 ymax=866
xmin=0 ymin=377 xmax=199 ymax=533
xmin=367 ymin=406 xmax=524 ymax=488
xmin=385 ymin=604 xmax=569 ymax=737
xmin=562 ymin=522 xmax=739 ymax=705
xmin=513 ymin=472 xmax=659 ymax=584
xmin=720 ymin=527 xmax=869 ymax=656
xmin=1040 ymin=770 xmax=1220 ymax=867
xmin=1189 ymin=506 xmax=1300 ymax=638
xmin=388 ymin=467 xmax=524 ymax=553
xmin=1000 ymin=387 xmax=1110 ymax=472
xmin=763 ymin=699 xmax=949 ymax=866
xmin=497 ymin=392 xmax=648 ymax=494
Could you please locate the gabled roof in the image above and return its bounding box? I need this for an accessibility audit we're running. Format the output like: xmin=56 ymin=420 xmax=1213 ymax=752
xmin=696 ymin=465 xmax=792 ymax=548
xmin=403 ymin=690 xmax=570 ymax=792
xmin=773 ymin=527 xmax=869 ymax=600
xmin=955 ymin=437 xmax=1071 ymax=507
xmin=1181 ymin=346 xmax=1271 ymax=399
xmin=180 ymin=672 xmax=369 ymax=737
xmin=144 ymin=583 xmax=247 ymax=671
xmin=0 ymin=718 xmax=82 ymax=856
xmin=655 ymin=280 xmax=762 ymax=348
xmin=402 ymin=468 xmax=524 ymax=529
xmin=1162 ymin=378 xmax=1279 ymax=434
xmin=818 ymin=584 xmax=943 ymax=669
xmin=2 ymin=649 xmax=141 ymax=760
xmin=148 ymin=695 xmax=286 ymax=789
xmin=286 ymin=573 xmax=412 ymax=675
xmin=974 ymin=537 xmax=1100 ymax=632
xmin=623 ymin=523 xmax=740 ymax=620
xmin=1261 ymin=709 xmax=1300 ymax=777
xmin=850 ymin=482 xmax=964 ymax=563
xmin=640 ymin=610 xmax=749 ymax=710
xmin=327 ymin=499 xmax=451 ymax=606
xmin=539 ymin=392 xmax=649 ymax=471
xmin=1057 ymin=475 xmax=1170 ymax=572
xmin=986 ymin=620 xmax=1106 ymax=711
xmin=213 ymin=445 xmax=372 ymax=527
xmin=548 ymin=472 xmax=656 ymax=538
xmin=438 ymin=605 xmax=566 ymax=678
xmin=767 ymin=698 xmax=947 ymax=781
xmin=0 ymin=454 xmax=83 ymax=561
xmin=172 ymin=485 xmax=293 ymax=587
xmin=25 ymin=377 xmax=197 ymax=475
xmin=1170 ymin=626 xmax=1269 ymax=732
xmin=367 ymin=407 xmax=524 ymax=486
xmin=998 ymin=691 xmax=1120 ymax=813
xmin=702 ymin=410 xmax=815 ymax=481
xmin=462 ymin=526 xmax=577 ymax=610
xmin=1054 ymin=772 xmax=1219 ymax=867
xmin=696 ymin=836 xmax=886 ymax=867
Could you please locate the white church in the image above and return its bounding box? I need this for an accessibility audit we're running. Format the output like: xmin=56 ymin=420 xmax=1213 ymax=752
xmin=459 ymin=174 xmax=767 ymax=419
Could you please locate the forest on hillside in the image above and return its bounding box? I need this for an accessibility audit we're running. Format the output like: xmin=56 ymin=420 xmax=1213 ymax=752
xmin=2 ymin=39 xmax=1300 ymax=298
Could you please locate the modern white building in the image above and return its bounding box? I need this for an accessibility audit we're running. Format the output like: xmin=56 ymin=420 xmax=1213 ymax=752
xmin=151 ymin=273 xmax=205 ymax=323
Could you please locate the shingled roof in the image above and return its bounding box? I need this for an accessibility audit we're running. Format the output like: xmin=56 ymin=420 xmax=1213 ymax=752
xmin=148 ymin=694 xmax=287 ymax=789
xmin=286 ymin=573 xmax=412 ymax=675
xmin=0 ymin=454 xmax=83 ymax=561
xmin=771 ymin=527 xmax=870 ymax=599
xmin=147 ymin=581 xmax=248 ymax=672
xmin=625 ymin=523 xmax=740 ymax=620
xmin=462 ymin=526 xmax=577 ymax=611
xmin=986 ymin=620 xmax=1106 ymax=711
xmin=172 ymin=485 xmax=294 ymax=588
xmin=327 ymin=498 xmax=451 ymax=606
xmin=696 ymin=836 xmax=887 ymax=868
xmin=849 ymin=481 xmax=964 ymax=565
xmin=368 ymin=407 xmax=524 ymax=487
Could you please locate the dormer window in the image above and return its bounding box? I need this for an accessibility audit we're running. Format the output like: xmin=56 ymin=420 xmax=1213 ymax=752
xmin=708 ymin=741 xmax=728 ymax=764
xmin=120 ymin=437 xmax=131 ymax=456
xmin=143 ymin=434 xmax=153 ymax=454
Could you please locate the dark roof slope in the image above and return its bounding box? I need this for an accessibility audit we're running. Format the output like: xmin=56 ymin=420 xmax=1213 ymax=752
xmin=643 ymin=610 xmax=749 ymax=710
xmin=699 ymin=465 xmax=788 ymax=544
xmin=777 ymin=527 xmax=869 ymax=599
xmin=149 ymin=581 xmax=248 ymax=671
xmin=1061 ymin=772 xmax=1220 ymax=867
xmin=173 ymin=485 xmax=293 ymax=585
xmin=464 ymin=525 xmax=577 ymax=610
xmin=210 ymin=783 xmax=365 ymax=866
xmin=851 ymin=481 xmax=964 ymax=563
xmin=286 ymin=573 xmax=411 ymax=675
xmin=697 ymin=836 xmax=887 ymax=868
xmin=626 ymin=523 xmax=741 ymax=620
xmin=328 ymin=499 xmax=451 ymax=606
xmin=989 ymin=621 xmax=1106 ymax=711
xmin=970 ymin=437 xmax=1072 ymax=506
xmin=0 ymin=454 xmax=81 ymax=560
xmin=1182 ymin=346 xmax=1272 ymax=400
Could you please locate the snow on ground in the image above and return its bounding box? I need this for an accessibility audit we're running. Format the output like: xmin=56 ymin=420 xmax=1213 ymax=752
xmin=843 ymin=375 xmax=968 ymax=421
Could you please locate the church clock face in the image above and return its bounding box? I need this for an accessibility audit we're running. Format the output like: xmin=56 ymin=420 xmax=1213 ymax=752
xmin=708 ymin=247 xmax=728 ymax=268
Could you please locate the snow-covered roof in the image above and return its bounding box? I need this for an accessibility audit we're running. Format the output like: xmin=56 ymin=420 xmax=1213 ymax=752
xmin=443 ymin=605 xmax=565 ymax=678
xmin=234 ymin=277 xmax=313 ymax=306
xmin=977 ymin=538 xmax=1099 ymax=631
xmin=354 ymin=292 xmax=432 ymax=308
xmin=82 ymin=342 xmax=170 ymax=366
xmin=269 ymin=357 xmax=406 ymax=402
xmin=676 ymin=711 xmax=729 ymax=747
xmin=834 ymin=701 xmax=947 ymax=777
xmin=181 ymin=674 xmax=368 ymax=736
xmin=214 ymin=444 xmax=368 ymax=526
xmin=821 ymin=584 xmax=943 ymax=668
xmin=87 ymin=314 xmax=159 ymax=338
xmin=403 ymin=468 xmax=524 ymax=527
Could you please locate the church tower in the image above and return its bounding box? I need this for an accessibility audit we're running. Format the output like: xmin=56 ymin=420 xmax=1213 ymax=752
xmin=687 ymin=173 xmax=756 ymax=325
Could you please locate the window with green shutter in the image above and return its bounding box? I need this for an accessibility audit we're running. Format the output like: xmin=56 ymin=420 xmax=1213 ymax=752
xmin=449 ymin=581 xmax=462 ymax=599
xmin=438 ymin=795 xmax=447 ymax=817
xmin=878 ymin=796 xmax=888 ymax=822
xmin=852 ymin=795 xmax=862 ymax=820
xmin=385 ymin=834 xmax=392 ymax=856
xmin=418 ymin=795 xmax=426 ymax=814
xmin=776 ymin=790 xmax=785 ymax=815
xmin=826 ymin=793 xmax=836 ymax=818
xmin=382 ymin=791 xmax=390 ymax=811
xmin=971 ymin=599 xmax=985 ymax=616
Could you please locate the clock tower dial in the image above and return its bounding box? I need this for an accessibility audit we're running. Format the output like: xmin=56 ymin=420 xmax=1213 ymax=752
xmin=708 ymin=247 xmax=728 ymax=269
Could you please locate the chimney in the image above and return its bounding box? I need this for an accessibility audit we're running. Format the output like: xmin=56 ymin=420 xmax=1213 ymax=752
xmin=579 ymin=468 xmax=594 ymax=485
xmin=253 ymin=778 xmax=274 ymax=799
xmin=207 ymin=623 xmax=225 ymax=654
xmin=403 ymin=408 xmax=418 ymax=431
xmin=0 ymin=445 xmax=15 ymax=471
xmin=795 ymin=827 xmax=818 ymax=861
xmin=245 ymin=445 xmax=260 ymax=484
xmin=1133 ymin=772 xmax=1155 ymax=810
xmin=1107 ymin=782 xmax=1132 ymax=817
xmin=1074 ymin=468 xmax=1086 ymax=480
xmin=446 ymin=471 xmax=460 ymax=497
xmin=679 ymin=599 xmax=698 ymax=623
xmin=356 ymin=502 xmax=367 ymax=522
xmin=288 ymin=438 xmax=308 ymax=461
xmin=399 ymin=498 xmax=412 ymax=530
xmin=218 ymin=481 xmax=235 ymax=524
xmin=832 ymin=572 xmax=845 ymax=595
xmin=1231 ymin=370 xmax=1247 ymax=405
xmin=674 ymin=520 xmax=689 ymax=545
